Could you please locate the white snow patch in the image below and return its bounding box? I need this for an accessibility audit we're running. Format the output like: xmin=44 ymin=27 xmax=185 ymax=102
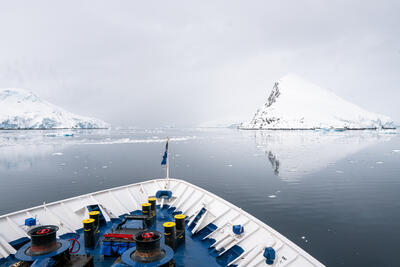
xmin=268 ymin=195 xmax=277 ymax=198
xmin=52 ymin=152 xmax=63 ymax=156
xmin=376 ymin=161 xmax=384 ymax=164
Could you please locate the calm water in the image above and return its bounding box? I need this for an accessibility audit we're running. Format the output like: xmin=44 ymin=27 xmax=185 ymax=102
xmin=1 ymin=128 xmax=400 ymax=266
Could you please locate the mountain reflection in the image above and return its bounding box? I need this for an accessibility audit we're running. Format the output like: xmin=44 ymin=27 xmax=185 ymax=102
xmin=242 ymin=130 xmax=395 ymax=180
xmin=267 ymin=151 xmax=280 ymax=176
xmin=0 ymin=145 xmax=59 ymax=171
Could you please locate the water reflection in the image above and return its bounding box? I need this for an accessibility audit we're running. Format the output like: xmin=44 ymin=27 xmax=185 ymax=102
xmin=0 ymin=145 xmax=61 ymax=171
xmin=0 ymin=128 xmax=196 ymax=171
xmin=267 ymin=151 xmax=280 ymax=175
xmin=241 ymin=130 xmax=395 ymax=180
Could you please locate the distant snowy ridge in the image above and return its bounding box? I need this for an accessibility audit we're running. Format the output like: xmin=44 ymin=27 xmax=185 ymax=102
xmin=0 ymin=88 xmax=109 ymax=129
xmin=241 ymin=74 xmax=394 ymax=130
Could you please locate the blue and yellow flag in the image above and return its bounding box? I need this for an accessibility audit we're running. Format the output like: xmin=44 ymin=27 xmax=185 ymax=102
xmin=161 ymin=141 xmax=168 ymax=165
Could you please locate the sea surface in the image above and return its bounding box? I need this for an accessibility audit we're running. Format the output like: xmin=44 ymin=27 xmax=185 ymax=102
xmin=1 ymin=128 xmax=399 ymax=266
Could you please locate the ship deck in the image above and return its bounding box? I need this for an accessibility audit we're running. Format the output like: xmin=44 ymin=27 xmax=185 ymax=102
xmin=2 ymin=206 xmax=240 ymax=266
xmin=0 ymin=178 xmax=325 ymax=267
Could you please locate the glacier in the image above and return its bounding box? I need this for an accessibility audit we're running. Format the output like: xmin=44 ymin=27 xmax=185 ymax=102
xmin=241 ymin=74 xmax=395 ymax=130
xmin=0 ymin=88 xmax=109 ymax=129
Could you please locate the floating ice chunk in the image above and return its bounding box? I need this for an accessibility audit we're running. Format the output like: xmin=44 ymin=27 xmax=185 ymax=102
xmin=336 ymin=170 xmax=344 ymax=174
xmin=102 ymin=165 xmax=108 ymax=169
xmin=227 ymin=164 xmax=233 ymax=167
xmin=269 ymin=195 xmax=277 ymax=198
xmin=84 ymin=166 xmax=89 ymax=169
xmin=392 ymin=150 xmax=400 ymax=153
xmin=376 ymin=161 xmax=384 ymax=164
xmin=301 ymin=236 xmax=308 ymax=242
xmin=52 ymin=152 xmax=63 ymax=156
xmin=60 ymin=163 xmax=65 ymax=166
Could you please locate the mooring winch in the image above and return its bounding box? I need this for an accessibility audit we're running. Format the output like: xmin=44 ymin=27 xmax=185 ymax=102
xmin=119 ymin=230 xmax=175 ymax=266
xmin=13 ymin=225 xmax=93 ymax=266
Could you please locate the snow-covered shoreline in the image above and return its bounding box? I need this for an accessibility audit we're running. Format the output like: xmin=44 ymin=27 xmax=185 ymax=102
xmin=0 ymin=127 xmax=109 ymax=130
xmin=239 ymin=127 xmax=396 ymax=130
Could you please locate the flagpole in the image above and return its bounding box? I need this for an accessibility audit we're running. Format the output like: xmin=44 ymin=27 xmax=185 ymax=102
xmin=166 ymin=137 xmax=170 ymax=179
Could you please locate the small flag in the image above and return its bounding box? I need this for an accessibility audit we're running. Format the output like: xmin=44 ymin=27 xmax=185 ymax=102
xmin=161 ymin=141 xmax=168 ymax=165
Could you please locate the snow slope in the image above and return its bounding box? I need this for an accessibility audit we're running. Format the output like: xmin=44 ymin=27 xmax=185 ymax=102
xmin=0 ymin=88 xmax=109 ymax=129
xmin=241 ymin=74 xmax=394 ymax=129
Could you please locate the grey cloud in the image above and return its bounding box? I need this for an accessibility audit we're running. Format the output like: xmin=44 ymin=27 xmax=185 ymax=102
xmin=0 ymin=0 xmax=399 ymax=127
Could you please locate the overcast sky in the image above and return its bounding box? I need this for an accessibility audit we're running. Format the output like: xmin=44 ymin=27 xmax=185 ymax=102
xmin=0 ymin=1 xmax=399 ymax=127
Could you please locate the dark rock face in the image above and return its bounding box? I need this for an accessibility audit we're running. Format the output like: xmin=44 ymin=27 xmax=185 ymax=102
xmin=266 ymin=82 xmax=280 ymax=108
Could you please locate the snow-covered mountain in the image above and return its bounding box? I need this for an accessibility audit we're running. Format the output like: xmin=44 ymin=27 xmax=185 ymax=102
xmin=0 ymin=88 xmax=109 ymax=129
xmin=241 ymin=74 xmax=394 ymax=130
